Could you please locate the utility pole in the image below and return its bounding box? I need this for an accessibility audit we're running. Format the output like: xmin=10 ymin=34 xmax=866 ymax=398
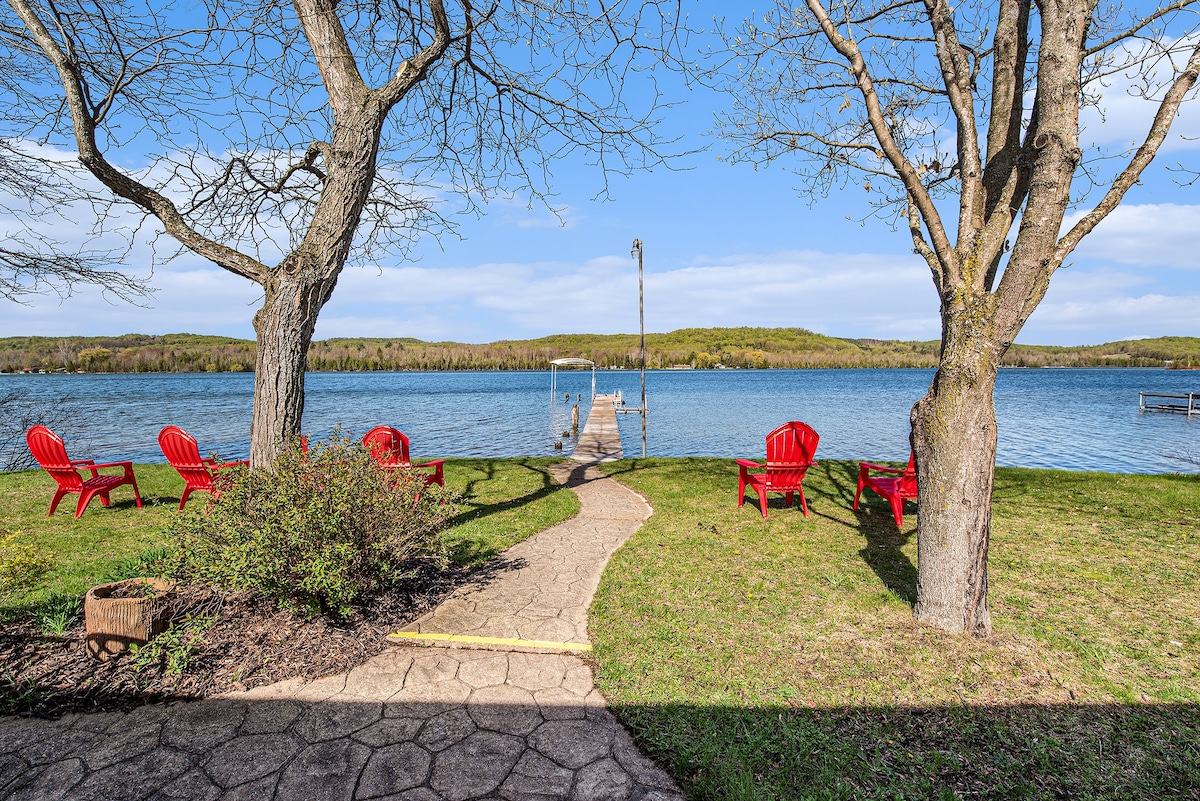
xmin=631 ymin=239 xmax=647 ymax=458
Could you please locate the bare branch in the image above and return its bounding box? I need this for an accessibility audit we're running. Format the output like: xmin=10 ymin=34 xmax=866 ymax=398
xmin=806 ymin=0 xmax=957 ymax=275
xmin=0 ymin=241 xmax=149 ymax=304
xmin=1084 ymin=0 xmax=1198 ymax=57
xmin=1055 ymin=43 xmax=1200 ymax=266
xmin=922 ymin=0 xmax=986 ymax=260
xmin=7 ymin=0 xmax=268 ymax=284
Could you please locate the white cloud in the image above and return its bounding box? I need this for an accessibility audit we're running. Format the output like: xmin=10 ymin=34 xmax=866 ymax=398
xmin=5 ymin=242 xmax=1195 ymax=347
xmin=315 ymin=250 xmax=942 ymax=342
xmin=1019 ymin=266 xmax=1200 ymax=343
xmin=1065 ymin=203 xmax=1200 ymax=269
xmin=1 ymin=268 xmax=261 ymax=337
xmin=1079 ymin=35 xmax=1200 ymax=154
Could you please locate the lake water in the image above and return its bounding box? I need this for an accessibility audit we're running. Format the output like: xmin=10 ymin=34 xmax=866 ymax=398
xmin=4 ymin=368 xmax=1198 ymax=473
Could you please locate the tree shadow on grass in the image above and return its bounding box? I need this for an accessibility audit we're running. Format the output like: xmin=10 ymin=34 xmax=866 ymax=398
xmin=444 ymin=459 xmax=564 ymax=525
xmin=612 ymin=700 xmax=1200 ymax=800
xmin=813 ymin=461 xmax=919 ymax=606
xmin=441 ymin=458 xmax=573 ymax=565
xmin=600 ymin=458 xmax=919 ymax=603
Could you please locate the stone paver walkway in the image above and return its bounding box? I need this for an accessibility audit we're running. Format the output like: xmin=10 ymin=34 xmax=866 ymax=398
xmin=0 ymin=464 xmax=683 ymax=801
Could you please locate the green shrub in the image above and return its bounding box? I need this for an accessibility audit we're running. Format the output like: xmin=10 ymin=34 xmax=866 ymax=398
xmin=165 ymin=435 xmax=455 ymax=617
xmin=130 ymin=612 xmax=217 ymax=675
xmin=0 ymin=531 xmax=52 ymax=600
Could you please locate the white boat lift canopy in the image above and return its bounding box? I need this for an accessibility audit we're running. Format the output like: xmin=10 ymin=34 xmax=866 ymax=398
xmin=550 ymin=358 xmax=596 ymax=400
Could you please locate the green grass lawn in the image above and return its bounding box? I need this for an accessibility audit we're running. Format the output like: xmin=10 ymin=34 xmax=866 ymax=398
xmin=0 ymin=457 xmax=578 ymax=616
xmin=593 ymin=459 xmax=1200 ymax=800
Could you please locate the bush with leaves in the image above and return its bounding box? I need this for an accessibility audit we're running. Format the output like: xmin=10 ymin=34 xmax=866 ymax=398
xmin=165 ymin=434 xmax=455 ymax=617
xmin=0 ymin=530 xmax=52 ymax=601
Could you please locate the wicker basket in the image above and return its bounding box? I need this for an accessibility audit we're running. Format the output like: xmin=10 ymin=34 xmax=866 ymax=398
xmin=84 ymin=578 xmax=174 ymax=660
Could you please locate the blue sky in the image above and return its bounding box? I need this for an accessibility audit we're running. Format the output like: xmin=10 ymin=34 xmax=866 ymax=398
xmin=2 ymin=3 xmax=1198 ymax=346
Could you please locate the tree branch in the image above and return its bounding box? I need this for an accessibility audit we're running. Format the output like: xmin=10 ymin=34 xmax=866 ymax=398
xmin=377 ymin=0 xmax=451 ymax=109
xmin=1054 ymin=43 xmax=1200 ymax=265
xmin=923 ymin=0 xmax=985 ymax=265
xmin=806 ymin=0 xmax=957 ymax=281
xmin=292 ymin=0 xmax=368 ymax=117
xmin=1083 ymin=0 xmax=1197 ymax=57
xmin=7 ymin=0 xmax=268 ymax=284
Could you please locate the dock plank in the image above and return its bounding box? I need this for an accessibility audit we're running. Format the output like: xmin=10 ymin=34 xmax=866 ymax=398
xmin=571 ymin=393 xmax=624 ymax=462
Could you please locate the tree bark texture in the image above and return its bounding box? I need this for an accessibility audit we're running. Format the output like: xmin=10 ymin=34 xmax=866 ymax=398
xmin=250 ymin=275 xmax=319 ymax=468
xmin=910 ymin=302 xmax=1001 ymax=635
xmin=247 ymin=100 xmax=386 ymax=467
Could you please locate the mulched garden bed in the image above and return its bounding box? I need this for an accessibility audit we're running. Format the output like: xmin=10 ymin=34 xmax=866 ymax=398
xmin=0 ymin=559 xmax=477 ymax=719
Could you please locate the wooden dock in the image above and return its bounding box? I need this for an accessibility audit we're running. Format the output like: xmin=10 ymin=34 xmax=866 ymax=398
xmin=1139 ymin=391 xmax=1198 ymax=415
xmin=571 ymin=393 xmax=624 ymax=463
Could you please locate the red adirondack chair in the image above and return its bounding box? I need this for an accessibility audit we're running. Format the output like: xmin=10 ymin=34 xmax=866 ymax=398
xmin=736 ymin=421 xmax=820 ymax=518
xmin=362 ymin=425 xmax=444 ymax=487
xmin=854 ymin=452 xmax=918 ymax=527
xmin=26 ymin=425 xmax=143 ymax=518
xmin=158 ymin=425 xmax=249 ymax=509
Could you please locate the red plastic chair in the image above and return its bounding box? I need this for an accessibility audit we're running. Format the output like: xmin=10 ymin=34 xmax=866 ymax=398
xmin=26 ymin=425 xmax=143 ymax=518
xmin=854 ymin=452 xmax=918 ymax=527
xmin=736 ymin=421 xmax=820 ymax=518
xmin=362 ymin=425 xmax=444 ymax=487
xmin=158 ymin=425 xmax=249 ymax=509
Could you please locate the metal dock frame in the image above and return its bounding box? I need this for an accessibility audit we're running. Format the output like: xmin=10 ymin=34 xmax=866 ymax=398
xmin=1139 ymin=391 xmax=1198 ymax=415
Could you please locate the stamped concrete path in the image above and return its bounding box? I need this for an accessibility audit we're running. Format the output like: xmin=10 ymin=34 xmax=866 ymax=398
xmin=0 ymin=462 xmax=684 ymax=801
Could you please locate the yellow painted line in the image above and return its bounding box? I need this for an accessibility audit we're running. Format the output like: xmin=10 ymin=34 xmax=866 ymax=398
xmin=388 ymin=631 xmax=591 ymax=652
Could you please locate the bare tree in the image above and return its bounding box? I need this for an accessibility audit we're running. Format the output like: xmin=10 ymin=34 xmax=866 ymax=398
xmin=715 ymin=0 xmax=1200 ymax=634
xmin=0 ymin=389 xmax=74 ymax=471
xmin=2 ymin=0 xmax=682 ymax=467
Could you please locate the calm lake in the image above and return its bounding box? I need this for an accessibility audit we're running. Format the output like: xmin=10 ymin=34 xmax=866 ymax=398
xmin=4 ymin=368 xmax=1199 ymax=473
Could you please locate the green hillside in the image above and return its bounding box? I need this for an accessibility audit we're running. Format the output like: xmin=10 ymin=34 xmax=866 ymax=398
xmin=1 ymin=329 xmax=1197 ymax=373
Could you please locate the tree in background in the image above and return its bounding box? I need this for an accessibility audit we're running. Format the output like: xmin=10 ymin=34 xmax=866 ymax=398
xmin=3 ymin=0 xmax=682 ymax=467
xmin=0 ymin=389 xmax=72 ymax=471
xmin=716 ymin=0 xmax=1199 ymax=634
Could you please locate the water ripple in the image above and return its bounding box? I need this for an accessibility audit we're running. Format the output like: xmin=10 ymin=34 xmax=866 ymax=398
xmin=4 ymin=368 xmax=1197 ymax=473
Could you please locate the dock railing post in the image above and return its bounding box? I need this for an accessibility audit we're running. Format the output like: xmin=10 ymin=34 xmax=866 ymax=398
xmin=632 ymin=238 xmax=647 ymax=459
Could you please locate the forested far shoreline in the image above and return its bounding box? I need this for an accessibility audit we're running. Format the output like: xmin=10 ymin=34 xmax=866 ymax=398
xmin=1 ymin=329 xmax=1198 ymax=374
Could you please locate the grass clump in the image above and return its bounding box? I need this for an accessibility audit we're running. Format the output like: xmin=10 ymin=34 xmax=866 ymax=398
xmin=593 ymin=458 xmax=1200 ymax=800
xmin=164 ymin=436 xmax=457 ymax=617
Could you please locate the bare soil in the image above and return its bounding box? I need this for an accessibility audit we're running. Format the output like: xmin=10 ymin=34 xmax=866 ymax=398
xmin=0 ymin=560 xmax=472 ymax=719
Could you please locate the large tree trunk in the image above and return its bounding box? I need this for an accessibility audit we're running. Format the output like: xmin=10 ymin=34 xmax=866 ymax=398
xmin=910 ymin=310 xmax=1000 ymax=636
xmin=249 ymin=269 xmax=325 ymax=468
xmin=246 ymin=99 xmax=385 ymax=468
